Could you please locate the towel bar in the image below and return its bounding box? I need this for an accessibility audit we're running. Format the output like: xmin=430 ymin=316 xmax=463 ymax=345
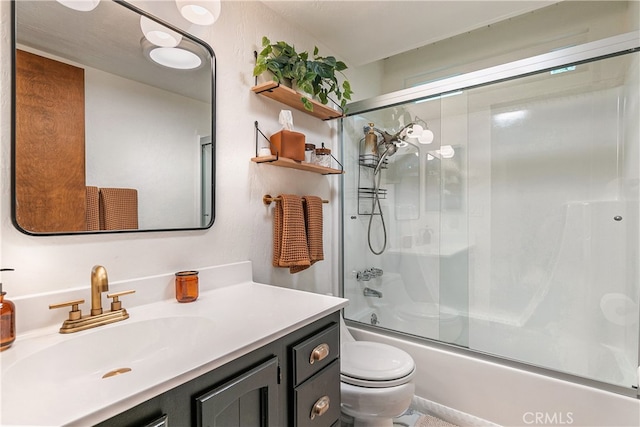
xmin=263 ymin=194 xmax=329 ymax=206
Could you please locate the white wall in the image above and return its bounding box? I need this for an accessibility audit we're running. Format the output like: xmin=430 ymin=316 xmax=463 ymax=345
xmin=85 ymin=68 xmax=210 ymax=229
xmin=0 ymin=1 xmax=341 ymax=298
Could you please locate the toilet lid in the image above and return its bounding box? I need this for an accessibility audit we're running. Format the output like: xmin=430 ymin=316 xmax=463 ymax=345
xmin=341 ymin=341 xmax=415 ymax=387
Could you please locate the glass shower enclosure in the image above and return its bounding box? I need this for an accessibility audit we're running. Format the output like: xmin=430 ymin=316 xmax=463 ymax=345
xmin=341 ymin=32 xmax=640 ymax=394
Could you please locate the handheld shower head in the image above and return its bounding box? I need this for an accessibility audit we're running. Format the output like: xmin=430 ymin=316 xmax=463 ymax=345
xmin=373 ymin=142 xmax=397 ymax=175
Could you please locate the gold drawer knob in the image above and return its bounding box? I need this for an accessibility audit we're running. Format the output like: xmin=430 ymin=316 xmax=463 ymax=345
xmin=310 ymin=395 xmax=330 ymax=420
xmin=309 ymin=343 xmax=329 ymax=364
xmin=49 ymin=299 xmax=85 ymax=321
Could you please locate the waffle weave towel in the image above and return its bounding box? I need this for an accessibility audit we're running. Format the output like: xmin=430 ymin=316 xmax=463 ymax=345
xmin=85 ymin=186 xmax=100 ymax=231
xmin=273 ymin=194 xmax=311 ymax=271
xmin=290 ymin=195 xmax=324 ymax=273
xmin=99 ymin=187 xmax=139 ymax=230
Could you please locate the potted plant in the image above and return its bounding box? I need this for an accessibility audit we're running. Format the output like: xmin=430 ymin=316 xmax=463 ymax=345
xmin=253 ymin=36 xmax=353 ymax=113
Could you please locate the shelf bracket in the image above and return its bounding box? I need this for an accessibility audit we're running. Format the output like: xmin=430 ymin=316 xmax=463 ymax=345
xmin=254 ymin=121 xmax=279 ymax=160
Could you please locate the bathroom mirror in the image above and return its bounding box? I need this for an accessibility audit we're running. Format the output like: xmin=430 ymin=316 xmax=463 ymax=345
xmin=11 ymin=0 xmax=215 ymax=235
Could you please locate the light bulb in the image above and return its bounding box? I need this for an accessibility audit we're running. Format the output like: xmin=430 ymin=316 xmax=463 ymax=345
xmin=439 ymin=145 xmax=455 ymax=159
xmin=406 ymin=125 xmax=424 ymax=137
xmin=55 ymin=0 xmax=99 ymax=11
xmin=140 ymin=16 xmax=182 ymax=48
xmin=149 ymin=47 xmax=202 ymax=70
xmin=176 ymin=0 xmax=221 ymax=25
xmin=418 ymin=129 xmax=434 ymax=144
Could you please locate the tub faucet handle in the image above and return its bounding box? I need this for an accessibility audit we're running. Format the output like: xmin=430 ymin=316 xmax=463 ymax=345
xmin=369 ymin=267 xmax=383 ymax=277
xmin=356 ymin=270 xmax=372 ymax=281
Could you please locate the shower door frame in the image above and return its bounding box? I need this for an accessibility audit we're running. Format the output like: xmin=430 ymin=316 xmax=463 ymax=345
xmin=340 ymin=30 xmax=640 ymax=398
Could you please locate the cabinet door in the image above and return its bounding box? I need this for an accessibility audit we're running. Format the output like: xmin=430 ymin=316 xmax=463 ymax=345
xmin=196 ymin=356 xmax=279 ymax=427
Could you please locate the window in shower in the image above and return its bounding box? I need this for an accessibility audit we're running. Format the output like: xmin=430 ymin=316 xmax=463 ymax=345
xmin=342 ymin=44 xmax=639 ymax=392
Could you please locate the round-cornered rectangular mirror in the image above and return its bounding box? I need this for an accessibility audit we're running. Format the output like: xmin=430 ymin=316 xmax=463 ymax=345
xmin=11 ymin=0 xmax=215 ymax=235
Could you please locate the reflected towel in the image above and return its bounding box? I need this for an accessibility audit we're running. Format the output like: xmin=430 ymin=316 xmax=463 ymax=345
xmin=85 ymin=186 xmax=100 ymax=231
xmin=290 ymin=196 xmax=324 ymax=273
xmin=273 ymin=194 xmax=311 ymax=271
xmin=99 ymin=187 xmax=139 ymax=230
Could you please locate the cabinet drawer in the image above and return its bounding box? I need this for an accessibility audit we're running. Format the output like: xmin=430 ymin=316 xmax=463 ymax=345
xmin=292 ymin=323 xmax=339 ymax=385
xmin=294 ymin=360 xmax=340 ymax=427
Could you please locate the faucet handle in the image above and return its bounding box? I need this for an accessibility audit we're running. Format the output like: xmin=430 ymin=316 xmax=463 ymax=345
xmin=107 ymin=290 xmax=135 ymax=311
xmin=49 ymin=299 xmax=84 ymax=321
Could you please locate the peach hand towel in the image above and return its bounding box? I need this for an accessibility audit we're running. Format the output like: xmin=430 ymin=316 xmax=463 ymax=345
xmin=273 ymin=194 xmax=311 ymax=271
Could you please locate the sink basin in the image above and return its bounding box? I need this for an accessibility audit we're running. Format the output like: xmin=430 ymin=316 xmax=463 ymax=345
xmin=1 ymin=316 xmax=217 ymax=425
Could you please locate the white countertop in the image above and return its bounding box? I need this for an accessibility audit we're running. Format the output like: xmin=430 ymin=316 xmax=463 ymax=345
xmin=0 ymin=279 xmax=348 ymax=426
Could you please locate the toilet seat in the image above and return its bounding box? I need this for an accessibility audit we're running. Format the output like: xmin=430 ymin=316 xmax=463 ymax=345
xmin=341 ymin=341 xmax=416 ymax=388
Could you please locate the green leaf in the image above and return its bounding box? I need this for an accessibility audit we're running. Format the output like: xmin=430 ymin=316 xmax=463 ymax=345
xmin=253 ymin=63 xmax=267 ymax=77
xmin=301 ymin=97 xmax=314 ymax=111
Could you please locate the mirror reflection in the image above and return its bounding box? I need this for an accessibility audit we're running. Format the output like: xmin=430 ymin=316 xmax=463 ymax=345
xmin=13 ymin=0 xmax=215 ymax=234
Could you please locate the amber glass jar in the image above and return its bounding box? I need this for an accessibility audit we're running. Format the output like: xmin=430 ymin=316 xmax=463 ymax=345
xmin=0 ymin=291 xmax=16 ymax=351
xmin=175 ymin=271 xmax=199 ymax=303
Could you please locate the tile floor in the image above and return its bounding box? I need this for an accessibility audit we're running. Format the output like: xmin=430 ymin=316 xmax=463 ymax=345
xmin=341 ymin=408 xmax=458 ymax=427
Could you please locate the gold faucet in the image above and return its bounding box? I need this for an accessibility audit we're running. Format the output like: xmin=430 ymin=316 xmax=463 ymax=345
xmin=91 ymin=265 xmax=108 ymax=316
xmin=49 ymin=265 xmax=135 ymax=334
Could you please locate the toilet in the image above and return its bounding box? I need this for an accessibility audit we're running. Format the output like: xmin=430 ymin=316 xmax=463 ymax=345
xmin=340 ymin=317 xmax=416 ymax=427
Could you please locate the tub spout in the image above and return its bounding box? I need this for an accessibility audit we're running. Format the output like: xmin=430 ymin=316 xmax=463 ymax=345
xmin=363 ymin=287 xmax=383 ymax=298
xmin=91 ymin=265 xmax=109 ymax=316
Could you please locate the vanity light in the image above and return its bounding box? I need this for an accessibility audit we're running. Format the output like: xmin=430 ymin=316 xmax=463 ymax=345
xmin=55 ymin=0 xmax=99 ymax=11
xmin=175 ymin=0 xmax=221 ymax=25
xmin=149 ymin=47 xmax=202 ymax=70
xmin=140 ymin=16 xmax=182 ymax=48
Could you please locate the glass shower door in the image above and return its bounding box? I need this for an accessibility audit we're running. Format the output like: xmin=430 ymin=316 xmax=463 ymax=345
xmin=342 ymin=39 xmax=640 ymax=392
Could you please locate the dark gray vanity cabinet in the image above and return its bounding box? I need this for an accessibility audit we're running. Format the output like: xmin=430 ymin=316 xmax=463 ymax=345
xmin=94 ymin=312 xmax=340 ymax=427
xmin=195 ymin=357 xmax=279 ymax=426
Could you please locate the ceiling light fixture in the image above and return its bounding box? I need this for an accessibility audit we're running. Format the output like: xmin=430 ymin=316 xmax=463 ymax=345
xmin=140 ymin=16 xmax=182 ymax=48
xmin=55 ymin=0 xmax=100 ymax=11
xmin=175 ymin=0 xmax=221 ymax=25
xmin=149 ymin=47 xmax=202 ymax=70
xmin=141 ymin=37 xmax=205 ymax=70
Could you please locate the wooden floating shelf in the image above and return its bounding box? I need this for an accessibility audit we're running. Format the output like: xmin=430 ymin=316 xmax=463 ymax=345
xmin=251 ymin=155 xmax=344 ymax=175
xmin=251 ymin=81 xmax=344 ymax=120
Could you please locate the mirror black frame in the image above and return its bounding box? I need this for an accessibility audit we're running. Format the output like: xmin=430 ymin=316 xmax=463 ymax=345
xmin=10 ymin=0 xmax=216 ymax=236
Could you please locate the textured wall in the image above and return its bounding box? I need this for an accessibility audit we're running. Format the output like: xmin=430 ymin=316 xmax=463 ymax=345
xmin=0 ymin=1 xmax=344 ymax=297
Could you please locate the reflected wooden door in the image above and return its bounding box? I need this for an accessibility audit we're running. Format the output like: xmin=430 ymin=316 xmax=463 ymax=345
xmin=15 ymin=49 xmax=86 ymax=232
